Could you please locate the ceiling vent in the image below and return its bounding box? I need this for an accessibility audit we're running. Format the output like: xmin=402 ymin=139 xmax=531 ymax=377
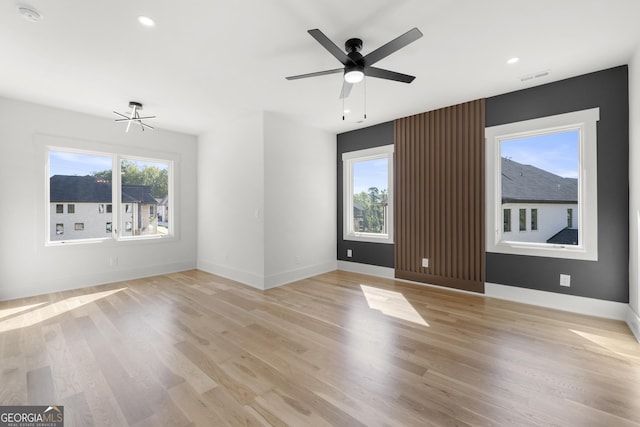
xmin=520 ymin=69 xmax=551 ymax=82
xmin=17 ymin=5 xmax=42 ymax=22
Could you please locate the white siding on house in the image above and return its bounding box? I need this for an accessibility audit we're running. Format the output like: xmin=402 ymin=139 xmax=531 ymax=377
xmin=49 ymin=202 xmax=113 ymax=241
xmin=503 ymin=202 xmax=578 ymax=243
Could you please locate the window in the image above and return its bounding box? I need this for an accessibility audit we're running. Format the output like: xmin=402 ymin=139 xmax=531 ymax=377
xmin=120 ymin=158 xmax=168 ymax=237
xmin=486 ymin=108 xmax=598 ymax=261
xmin=503 ymin=209 xmax=511 ymax=232
xmin=47 ymin=148 xmax=174 ymax=245
xmin=342 ymin=145 xmax=394 ymax=243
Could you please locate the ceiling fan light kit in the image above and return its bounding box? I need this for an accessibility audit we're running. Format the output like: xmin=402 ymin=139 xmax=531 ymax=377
xmin=344 ymin=68 xmax=364 ymax=84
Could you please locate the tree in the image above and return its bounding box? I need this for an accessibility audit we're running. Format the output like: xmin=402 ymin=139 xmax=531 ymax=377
xmin=93 ymin=169 xmax=112 ymax=182
xmin=92 ymin=160 xmax=168 ymax=198
xmin=353 ymin=186 xmax=387 ymax=233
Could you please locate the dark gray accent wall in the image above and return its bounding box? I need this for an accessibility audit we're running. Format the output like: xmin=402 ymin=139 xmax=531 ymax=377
xmin=337 ymin=121 xmax=394 ymax=268
xmin=486 ymin=66 xmax=629 ymax=302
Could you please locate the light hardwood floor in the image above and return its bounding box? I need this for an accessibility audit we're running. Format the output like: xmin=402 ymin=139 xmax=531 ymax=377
xmin=1 ymin=270 xmax=639 ymax=426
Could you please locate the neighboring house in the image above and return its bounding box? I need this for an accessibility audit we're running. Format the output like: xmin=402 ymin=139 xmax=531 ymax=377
xmin=501 ymin=157 xmax=578 ymax=244
xmin=156 ymin=196 xmax=169 ymax=223
xmin=353 ymin=201 xmax=364 ymax=232
xmin=49 ymin=175 xmax=158 ymax=241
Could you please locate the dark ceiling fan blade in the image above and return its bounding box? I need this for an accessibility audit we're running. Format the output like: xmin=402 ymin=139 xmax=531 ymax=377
xmin=366 ymin=67 xmax=415 ymax=83
xmin=308 ymin=29 xmax=355 ymax=66
xmin=362 ymin=27 xmax=423 ymax=66
xmin=286 ymin=68 xmax=343 ymax=80
xmin=339 ymin=81 xmax=353 ymax=99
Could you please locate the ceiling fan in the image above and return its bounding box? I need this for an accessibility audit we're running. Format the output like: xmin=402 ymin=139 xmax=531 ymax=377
xmin=113 ymin=101 xmax=156 ymax=132
xmin=286 ymin=27 xmax=423 ymax=98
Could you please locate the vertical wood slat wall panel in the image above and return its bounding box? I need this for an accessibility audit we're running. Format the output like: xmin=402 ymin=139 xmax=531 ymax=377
xmin=394 ymin=99 xmax=485 ymax=293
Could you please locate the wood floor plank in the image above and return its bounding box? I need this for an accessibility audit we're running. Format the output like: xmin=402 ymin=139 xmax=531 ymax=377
xmin=26 ymin=365 xmax=55 ymax=405
xmin=1 ymin=269 xmax=640 ymax=426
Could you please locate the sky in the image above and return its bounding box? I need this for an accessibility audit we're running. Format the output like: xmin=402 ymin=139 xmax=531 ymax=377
xmin=500 ymin=129 xmax=579 ymax=178
xmin=49 ymin=150 xmax=167 ymax=177
xmin=354 ymin=158 xmax=388 ymax=193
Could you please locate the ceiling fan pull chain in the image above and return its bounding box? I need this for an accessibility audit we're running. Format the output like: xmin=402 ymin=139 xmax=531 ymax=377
xmin=364 ymin=77 xmax=367 ymax=120
xmin=342 ymin=92 xmax=345 ymax=121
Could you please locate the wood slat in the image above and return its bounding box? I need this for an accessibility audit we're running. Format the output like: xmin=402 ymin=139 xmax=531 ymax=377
xmin=395 ymin=99 xmax=485 ymax=292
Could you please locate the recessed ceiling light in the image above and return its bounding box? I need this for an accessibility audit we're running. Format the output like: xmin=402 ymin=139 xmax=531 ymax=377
xmin=17 ymin=4 xmax=42 ymax=22
xmin=507 ymin=57 xmax=520 ymax=65
xmin=137 ymin=16 xmax=155 ymax=27
xmin=344 ymin=109 xmax=351 ymax=114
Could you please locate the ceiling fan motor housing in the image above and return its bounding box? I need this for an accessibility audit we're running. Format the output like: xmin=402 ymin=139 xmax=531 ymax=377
xmin=345 ymin=38 xmax=363 ymax=53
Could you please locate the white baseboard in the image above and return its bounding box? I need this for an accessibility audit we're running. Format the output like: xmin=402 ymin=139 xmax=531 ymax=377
xmin=485 ymin=282 xmax=629 ymax=321
xmin=0 ymin=260 xmax=196 ymax=302
xmin=334 ymin=263 xmax=636 ymax=341
xmin=264 ymin=261 xmax=337 ymax=290
xmin=197 ymin=259 xmax=338 ymax=291
xmin=336 ymin=260 xmax=395 ymax=278
xmin=197 ymin=259 xmax=265 ymax=290
xmin=626 ymin=306 xmax=640 ymax=343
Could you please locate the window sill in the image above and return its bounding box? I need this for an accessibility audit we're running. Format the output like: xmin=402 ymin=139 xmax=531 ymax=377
xmin=491 ymin=240 xmax=597 ymax=261
xmin=344 ymin=233 xmax=393 ymax=244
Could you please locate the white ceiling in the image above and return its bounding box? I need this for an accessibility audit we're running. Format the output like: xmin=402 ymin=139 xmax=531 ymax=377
xmin=2 ymin=0 xmax=639 ymax=136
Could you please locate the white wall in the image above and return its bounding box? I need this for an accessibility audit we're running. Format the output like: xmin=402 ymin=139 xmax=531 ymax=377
xmin=263 ymin=112 xmax=336 ymax=288
xmin=197 ymin=111 xmax=266 ymax=288
xmin=628 ymin=49 xmax=640 ymax=341
xmin=0 ymin=97 xmax=198 ymax=301
xmin=197 ymin=111 xmax=336 ymax=289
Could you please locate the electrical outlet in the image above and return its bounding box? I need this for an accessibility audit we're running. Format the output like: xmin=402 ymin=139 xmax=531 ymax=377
xmin=422 ymin=258 xmax=429 ymax=268
xmin=560 ymin=274 xmax=571 ymax=287
xmin=347 ymin=249 xmax=352 ymax=258
xmin=109 ymin=256 xmax=118 ymax=267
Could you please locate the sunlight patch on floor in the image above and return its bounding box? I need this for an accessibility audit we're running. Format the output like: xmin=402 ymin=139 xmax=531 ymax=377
xmin=0 ymin=302 xmax=47 ymax=321
xmin=360 ymin=284 xmax=429 ymax=327
xmin=0 ymin=288 xmax=127 ymax=332
xmin=569 ymin=328 xmax=640 ymax=362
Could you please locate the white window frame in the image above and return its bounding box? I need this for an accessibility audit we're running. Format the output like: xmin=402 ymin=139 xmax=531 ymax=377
xmin=485 ymin=108 xmax=599 ymax=261
xmin=43 ymin=141 xmax=177 ymax=246
xmin=342 ymin=144 xmax=394 ymax=244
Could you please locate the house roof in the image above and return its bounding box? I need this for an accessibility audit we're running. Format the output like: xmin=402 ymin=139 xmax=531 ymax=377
xmin=501 ymin=158 xmax=577 ymax=204
xmin=50 ymin=175 xmax=157 ymax=204
xmin=547 ymin=227 xmax=579 ymax=245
